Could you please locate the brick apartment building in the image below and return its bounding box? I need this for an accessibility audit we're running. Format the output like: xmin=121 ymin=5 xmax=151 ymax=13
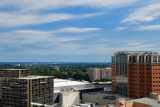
xmin=111 ymin=51 xmax=160 ymax=98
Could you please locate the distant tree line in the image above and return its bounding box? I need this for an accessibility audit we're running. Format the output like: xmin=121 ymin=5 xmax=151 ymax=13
xmin=0 ymin=63 xmax=111 ymax=81
xmin=94 ymin=78 xmax=111 ymax=82
xmin=30 ymin=69 xmax=89 ymax=81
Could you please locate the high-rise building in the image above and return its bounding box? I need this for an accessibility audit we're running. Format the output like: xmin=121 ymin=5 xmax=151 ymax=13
xmin=111 ymin=51 xmax=160 ymax=98
xmin=87 ymin=67 xmax=111 ymax=82
xmin=0 ymin=69 xmax=54 ymax=107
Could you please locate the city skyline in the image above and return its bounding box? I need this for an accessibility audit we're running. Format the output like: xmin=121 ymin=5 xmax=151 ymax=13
xmin=0 ymin=0 xmax=160 ymax=62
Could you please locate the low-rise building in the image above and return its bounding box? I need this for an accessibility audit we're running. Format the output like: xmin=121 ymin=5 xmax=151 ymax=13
xmin=72 ymin=103 xmax=95 ymax=107
xmin=72 ymin=103 xmax=108 ymax=107
xmin=93 ymin=82 xmax=111 ymax=88
xmin=109 ymin=92 xmax=160 ymax=107
xmin=82 ymin=92 xmax=116 ymax=105
xmin=54 ymin=79 xmax=104 ymax=104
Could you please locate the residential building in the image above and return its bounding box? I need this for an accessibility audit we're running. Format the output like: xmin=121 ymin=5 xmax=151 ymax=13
xmin=82 ymin=92 xmax=133 ymax=106
xmin=0 ymin=69 xmax=54 ymax=107
xmin=53 ymin=66 xmax=60 ymax=71
xmin=111 ymin=51 xmax=160 ymax=98
xmin=87 ymin=67 xmax=111 ymax=82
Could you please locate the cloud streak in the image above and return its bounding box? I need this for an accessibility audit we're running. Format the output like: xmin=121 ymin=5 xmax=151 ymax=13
xmin=0 ymin=0 xmax=139 ymax=12
xmin=122 ymin=3 xmax=160 ymax=23
xmin=0 ymin=12 xmax=105 ymax=27
xmin=137 ymin=25 xmax=160 ymax=30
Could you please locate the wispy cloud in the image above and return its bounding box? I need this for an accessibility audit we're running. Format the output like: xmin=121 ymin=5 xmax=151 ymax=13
xmin=0 ymin=27 xmax=99 ymax=44
xmin=53 ymin=27 xmax=100 ymax=33
xmin=0 ymin=0 xmax=139 ymax=12
xmin=137 ymin=25 xmax=160 ymax=30
xmin=122 ymin=3 xmax=160 ymax=23
xmin=0 ymin=12 xmax=105 ymax=27
xmin=116 ymin=27 xmax=127 ymax=30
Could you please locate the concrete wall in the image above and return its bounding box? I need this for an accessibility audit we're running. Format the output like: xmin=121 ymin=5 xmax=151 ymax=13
xmin=59 ymin=90 xmax=80 ymax=106
xmin=82 ymin=93 xmax=115 ymax=105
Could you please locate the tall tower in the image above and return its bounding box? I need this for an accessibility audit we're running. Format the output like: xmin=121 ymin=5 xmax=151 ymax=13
xmin=111 ymin=51 xmax=160 ymax=98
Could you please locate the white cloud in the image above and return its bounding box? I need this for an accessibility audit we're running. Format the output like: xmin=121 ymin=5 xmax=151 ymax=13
xmin=0 ymin=0 xmax=139 ymax=12
xmin=122 ymin=3 xmax=160 ymax=23
xmin=0 ymin=27 xmax=100 ymax=51
xmin=137 ymin=25 xmax=160 ymax=30
xmin=0 ymin=29 xmax=158 ymax=57
xmin=53 ymin=27 xmax=100 ymax=33
xmin=116 ymin=27 xmax=127 ymax=30
xmin=0 ymin=12 xmax=105 ymax=27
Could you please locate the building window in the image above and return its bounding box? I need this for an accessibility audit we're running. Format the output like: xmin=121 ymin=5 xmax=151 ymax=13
xmin=146 ymin=56 xmax=148 ymax=62
xmin=158 ymin=56 xmax=160 ymax=62
xmin=112 ymin=57 xmax=115 ymax=63
xmin=153 ymin=56 xmax=157 ymax=62
xmin=149 ymin=56 xmax=151 ymax=62
xmin=139 ymin=56 xmax=141 ymax=62
xmin=129 ymin=56 xmax=132 ymax=62
xmin=132 ymin=56 xmax=137 ymax=62
xmin=142 ymin=56 xmax=144 ymax=62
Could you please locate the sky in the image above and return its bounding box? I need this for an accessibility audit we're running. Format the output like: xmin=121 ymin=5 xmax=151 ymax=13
xmin=0 ymin=0 xmax=160 ymax=62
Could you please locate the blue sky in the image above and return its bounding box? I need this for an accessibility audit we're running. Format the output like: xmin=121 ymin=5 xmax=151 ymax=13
xmin=0 ymin=0 xmax=160 ymax=62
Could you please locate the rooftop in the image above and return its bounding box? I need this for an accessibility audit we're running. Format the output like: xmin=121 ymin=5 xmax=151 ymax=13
xmin=109 ymin=92 xmax=160 ymax=107
xmin=54 ymin=79 xmax=93 ymax=93
xmin=127 ymin=97 xmax=160 ymax=107
xmin=114 ymin=51 xmax=159 ymax=55
xmin=54 ymin=79 xmax=91 ymax=87
xmin=0 ymin=69 xmax=29 ymax=71
xmin=16 ymin=76 xmax=53 ymax=79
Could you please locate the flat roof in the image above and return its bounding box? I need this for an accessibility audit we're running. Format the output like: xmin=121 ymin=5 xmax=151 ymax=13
xmin=127 ymin=97 xmax=160 ymax=107
xmin=0 ymin=69 xmax=29 ymax=70
xmin=114 ymin=51 xmax=159 ymax=55
xmin=54 ymin=79 xmax=92 ymax=87
xmin=18 ymin=76 xmax=53 ymax=79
